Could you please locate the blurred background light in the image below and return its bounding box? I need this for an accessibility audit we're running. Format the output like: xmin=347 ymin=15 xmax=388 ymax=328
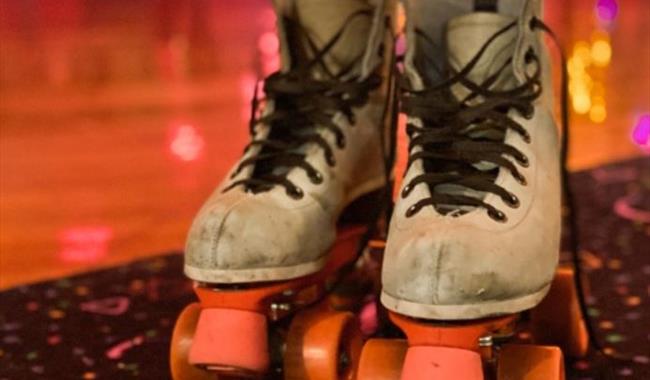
xmin=58 ymin=226 xmax=113 ymax=263
xmin=574 ymin=41 xmax=592 ymax=66
xmin=591 ymin=33 xmax=612 ymax=67
xmin=169 ymin=123 xmax=205 ymax=162
xmin=258 ymin=31 xmax=279 ymax=57
xmin=632 ymin=114 xmax=650 ymax=149
xmin=567 ymin=22 xmax=613 ymax=123
xmin=595 ymin=0 xmax=619 ymax=23
xmin=573 ymin=90 xmax=592 ymax=115
xmin=589 ymin=96 xmax=607 ymax=123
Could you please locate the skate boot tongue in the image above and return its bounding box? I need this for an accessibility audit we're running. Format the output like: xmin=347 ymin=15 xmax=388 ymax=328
xmin=286 ymin=0 xmax=372 ymax=77
xmin=432 ymin=13 xmax=520 ymax=214
xmin=445 ymin=12 xmax=518 ymax=98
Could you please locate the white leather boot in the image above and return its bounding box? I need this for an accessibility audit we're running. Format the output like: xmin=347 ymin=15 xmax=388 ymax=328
xmin=382 ymin=0 xmax=562 ymax=320
xmin=185 ymin=0 xmax=396 ymax=283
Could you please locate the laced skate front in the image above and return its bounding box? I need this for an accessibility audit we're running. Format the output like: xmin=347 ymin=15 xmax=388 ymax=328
xmin=223 ymin=10 xmax=381 ymax=199
xmin=401 ymin=21 xmax=542 ymax=221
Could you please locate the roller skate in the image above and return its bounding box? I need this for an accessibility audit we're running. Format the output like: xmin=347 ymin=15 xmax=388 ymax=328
xmin=357 ymin=0 xmax=589 ymax=379
xmin=170 ymin=0 xmax=398 ymax=378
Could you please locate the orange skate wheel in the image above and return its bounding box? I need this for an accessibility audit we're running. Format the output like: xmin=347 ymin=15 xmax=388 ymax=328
xmin=497 ymin=344 xmax=565 ymax=380
xmin=188 ymin=308 xmax=269 ymax=376
xmin=357 ymin=339 xmax=407 ymax=380
xmin=400 ymin=346 xmax=484 ymax=380
xmin=284 ymin=309 xmax=363 ymax=380
xmin=530 ymin=267 xmax=589 ymax=357
xmin=170 ymin=303 xmax=217 ymax=380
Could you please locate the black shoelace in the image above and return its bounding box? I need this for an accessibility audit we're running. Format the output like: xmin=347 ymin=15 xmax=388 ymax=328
xmin=400 ymin=20 xmax=539 ymax=222
xmin=223 ymin=10 xmax=382 ymax=199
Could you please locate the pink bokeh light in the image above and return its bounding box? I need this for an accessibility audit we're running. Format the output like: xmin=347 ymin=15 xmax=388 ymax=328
xmin=596 ymin=0 xmax=618 ymax=23
xmin=631 ymin=114 xmax=650 ymax=150
xmin=168 ymin=123 xmax=205 ymax=162
xmin=58 ymin=226 xmax=113 ymax=262
xmin=258 ymin=31 xmax=279 ymax=57
xmin=359 ymin=300 xmax=379 ymax=336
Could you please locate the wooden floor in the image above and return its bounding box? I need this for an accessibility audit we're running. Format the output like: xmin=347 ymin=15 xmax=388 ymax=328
xmin=1 ymin=0 xmax=648 ymax=289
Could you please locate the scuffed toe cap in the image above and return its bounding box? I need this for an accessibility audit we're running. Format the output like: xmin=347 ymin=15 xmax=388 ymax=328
xmin=184 ymin=189 xmax=335 ymax=283
xmin=381 ymin=222 xmax=558 ymax=311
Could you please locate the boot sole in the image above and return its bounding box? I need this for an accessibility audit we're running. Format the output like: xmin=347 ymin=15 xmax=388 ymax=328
xmin=380 ymin=283 xmax=551 ymax=320
xmin=184 ymin=257 xmax=327 ymax=284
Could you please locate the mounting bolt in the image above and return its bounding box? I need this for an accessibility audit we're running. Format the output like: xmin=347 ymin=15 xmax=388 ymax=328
xmin=478 ymin=335 xmax=493 ymax=347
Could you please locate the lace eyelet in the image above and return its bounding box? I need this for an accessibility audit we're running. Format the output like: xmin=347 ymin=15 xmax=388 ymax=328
xmin=405 ymin=205 xmax=419 ymax=218
xmin=337 ymin=134 xmax=346 ymax=149
xmin=514 ymin=172 xmax=528 ymax=186
xmin=523 ymin=107 xmax=535 ymax=120
xmin=326 ymin=153 xmax=336 ymax=166
xmin=516 ymin=154 xmax=530 ymax=168
xmin=524 ymin=48 xmax=536 ymax=63
xmin=529 ymin=18 xmax=537 ymax=31
xmin=503 ymin=192 xmax=520 ymax=208
xmin=401 ymin=184 xmax=413 ymax=199
xmin=286 ymin=186 xmax=304 ymax=200
xmin=488 ymin=209 xmax=508 ymax=223
xmin=521 ymin=131 xmax=532 ymax=144
xmin=308 ymin=170 xmax=323 ymax=184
